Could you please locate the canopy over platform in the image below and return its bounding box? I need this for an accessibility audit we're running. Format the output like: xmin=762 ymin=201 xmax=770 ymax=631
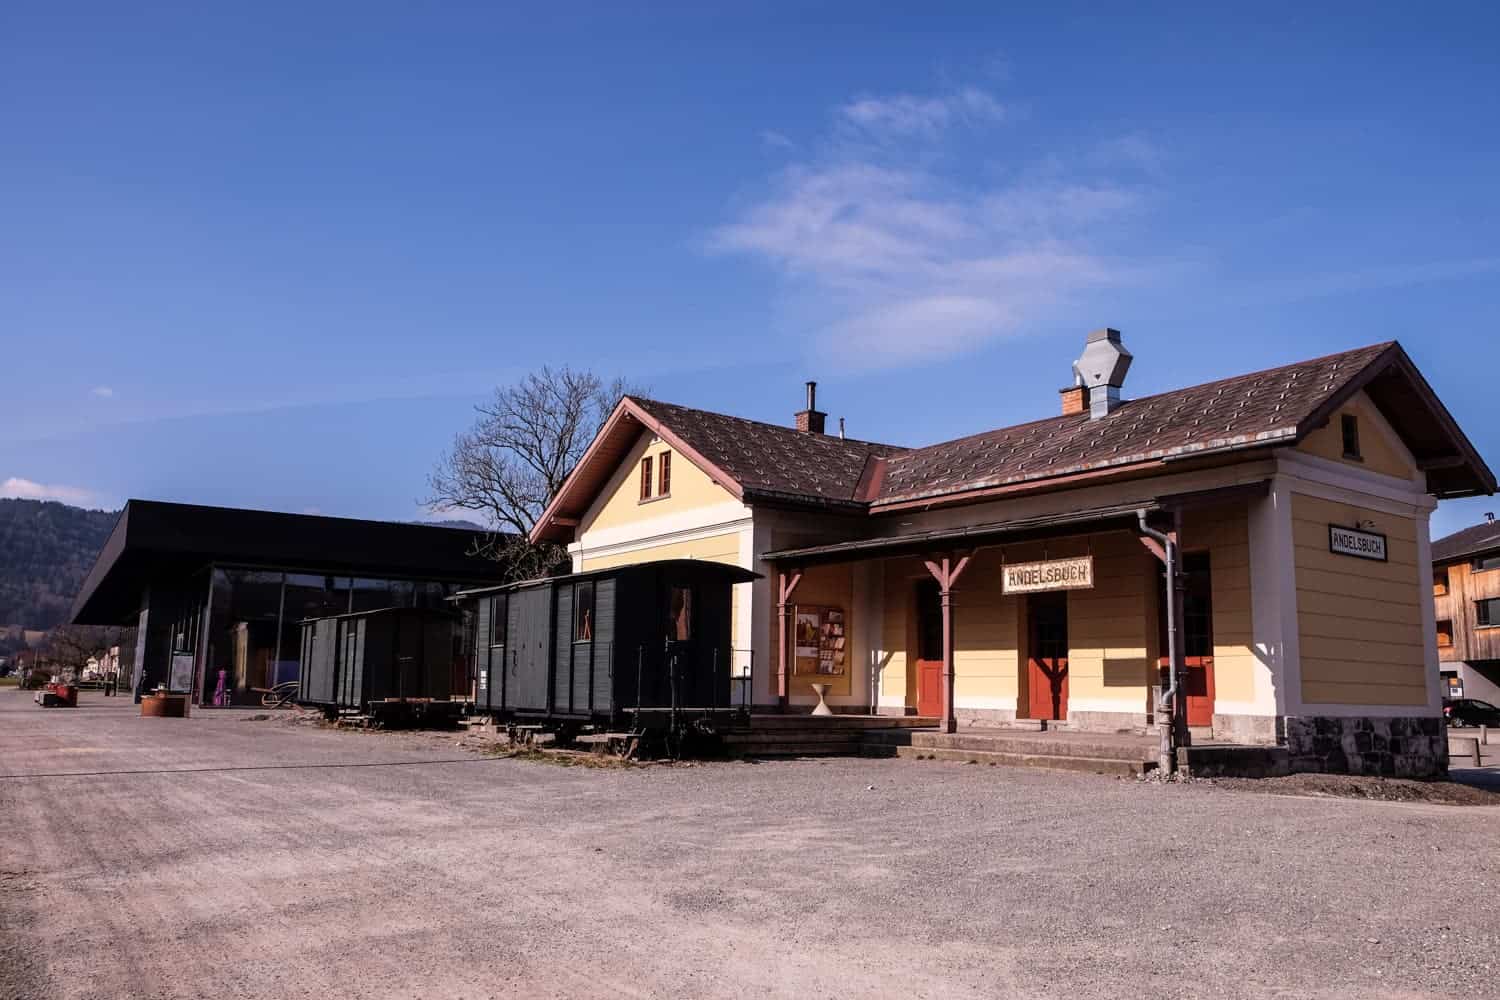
xmin=71 ymin=500 xmax=507 ymax=624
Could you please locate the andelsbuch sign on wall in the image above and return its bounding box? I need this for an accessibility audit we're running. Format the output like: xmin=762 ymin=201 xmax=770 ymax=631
xmin=1002 ymin=555 xmax=1095 ymax=594
xmin=1328 ymin=524 xmax=1388 ymax=561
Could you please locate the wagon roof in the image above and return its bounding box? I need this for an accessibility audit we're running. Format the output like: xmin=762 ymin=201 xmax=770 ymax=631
xmin=451 ymin=558 xmax=761 ymax=599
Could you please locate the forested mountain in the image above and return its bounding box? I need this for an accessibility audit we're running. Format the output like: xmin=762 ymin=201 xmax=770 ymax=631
xmin=0 ymin=499 xmax=118 ymax=630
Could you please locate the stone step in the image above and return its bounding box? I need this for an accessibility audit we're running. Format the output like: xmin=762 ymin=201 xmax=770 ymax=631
xmin=746 ymin=715 xmax=937 ymax=731
xmin=867 ymin=743 xmax=1154 ymax=777
xmin=865 ymin=730 xmax=1154 ymax=763
xmin=729 ymin=743 xmax=864 ymax=758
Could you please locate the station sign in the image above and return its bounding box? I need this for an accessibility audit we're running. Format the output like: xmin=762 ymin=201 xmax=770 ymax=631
xmin=1002 ymin=555 xmax=1095 ymax=594
xmin=1328 ymin=524 xmax=1387 ymax=562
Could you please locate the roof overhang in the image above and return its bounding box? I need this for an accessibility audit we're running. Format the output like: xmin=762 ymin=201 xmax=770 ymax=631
xmin=761 ymin=482 xmax=1270 ymax=567
xmin=1296 ymin=343 xmax=1495 ymax=498
xmin=530 ymin=397 xmax=749 ymax=545
xmin=70 ymin=500 xmax=508 ymax=624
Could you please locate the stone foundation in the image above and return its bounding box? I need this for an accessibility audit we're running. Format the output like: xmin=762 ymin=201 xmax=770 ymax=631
xmin=955 ymin=707 xmax=1018 ymax=727
xmin=1067 ymin=710 xmax=1149 ymax=733
xmin=1285 ymin=715 xmax=1447 ymax=778
xmin=1211 ymin=713 xmax=1282 ymax=745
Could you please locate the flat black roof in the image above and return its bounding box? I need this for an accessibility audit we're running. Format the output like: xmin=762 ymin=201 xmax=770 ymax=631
xmin=71 ymin=500 xmax=509 ymax=624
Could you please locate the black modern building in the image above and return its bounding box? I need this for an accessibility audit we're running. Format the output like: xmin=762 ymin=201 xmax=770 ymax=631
xmin=70 ymin=500 xmax=507 ymax=705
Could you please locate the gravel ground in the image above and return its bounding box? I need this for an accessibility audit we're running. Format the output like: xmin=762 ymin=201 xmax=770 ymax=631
xmin=3 ymin=690 xmax=1499 ymax=1000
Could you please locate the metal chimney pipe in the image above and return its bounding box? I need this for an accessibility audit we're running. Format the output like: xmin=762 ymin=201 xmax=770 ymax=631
xmin=806 ymin=381 xmax=817 ymax=412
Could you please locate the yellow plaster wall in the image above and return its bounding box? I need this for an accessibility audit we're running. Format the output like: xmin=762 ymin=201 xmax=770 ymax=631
xmin=1060 ymin=533 xmax=1154 ymax=711
xmin=952 ymin=549 xmax=1019 ymax=706
xmin=1296 ymin=393 xmax=1416 ymax=481
xmin=578 ymin=533 xmax=741 ymax=571
xmin=878 ymin=557 xmax=925 ymax=706
xmin=1291 ymin=494 xmax=1427 ymax=706
xmin=580 ymin=431 xmax=737 ymax=536
xmin=1182 ymin=504 xmax=1255 ymax=705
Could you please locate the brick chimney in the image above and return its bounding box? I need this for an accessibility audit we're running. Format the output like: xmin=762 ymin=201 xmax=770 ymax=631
xmin=795 ymin=381 xmax=826 ymax=434
xmin=1059 ymin=385 xmax=1088 ymax=416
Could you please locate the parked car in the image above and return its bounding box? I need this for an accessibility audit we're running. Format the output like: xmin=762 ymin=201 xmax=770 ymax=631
xmin=1444 ymin=698 xmax=1500 ymax=728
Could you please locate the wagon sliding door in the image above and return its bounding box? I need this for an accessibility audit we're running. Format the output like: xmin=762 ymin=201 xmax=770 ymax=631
xmin=508 ymin=586 xmax=551 ymax=712
xmin=475 ymin=595 xmax=506 ymax=711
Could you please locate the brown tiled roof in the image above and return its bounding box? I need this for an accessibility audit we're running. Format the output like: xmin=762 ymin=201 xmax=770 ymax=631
xmin=875 ymin=342 xmax=1395 ymax=506
xmin=628 ymin=397 xmax=906 ymax=508
xmin=533 ymin=339 xmax=1492 ymax=544
xmin=1433 ymin=519 xmax=1500 ymax=565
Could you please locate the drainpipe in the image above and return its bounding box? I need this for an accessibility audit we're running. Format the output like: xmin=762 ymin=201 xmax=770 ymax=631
xmin=1137 ymin=511 xmax=1182 ymax=774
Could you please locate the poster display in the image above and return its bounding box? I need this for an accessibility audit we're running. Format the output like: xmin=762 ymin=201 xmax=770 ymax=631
xmin=793 ymin=605 xmax=846 ymax=676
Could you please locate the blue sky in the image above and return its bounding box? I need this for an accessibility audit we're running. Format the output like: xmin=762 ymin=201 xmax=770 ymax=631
xmin=2 ymin=2 xmax=1497 ymax=538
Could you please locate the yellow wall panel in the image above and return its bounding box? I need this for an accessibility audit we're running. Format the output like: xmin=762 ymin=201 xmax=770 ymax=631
xmin=1291 ymin=493 xmax=1426 ymax=705
xmin=1296 ymin=394 xmax=1417 ymax=481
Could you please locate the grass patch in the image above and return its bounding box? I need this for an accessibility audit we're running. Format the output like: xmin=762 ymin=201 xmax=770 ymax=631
xmin=480 ymin=743 xmax=640 ymax=769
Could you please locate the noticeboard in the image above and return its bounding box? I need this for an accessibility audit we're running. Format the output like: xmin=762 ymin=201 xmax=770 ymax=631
xmin=793 ymin=605 xmax=847 ymax=676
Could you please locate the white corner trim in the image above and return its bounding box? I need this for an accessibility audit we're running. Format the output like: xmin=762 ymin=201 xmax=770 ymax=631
xmin=1276 ymin=451 xmax=1436 ymax=513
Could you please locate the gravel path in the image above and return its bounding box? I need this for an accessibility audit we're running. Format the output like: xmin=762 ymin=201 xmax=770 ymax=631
xmin=3 ymin=690 xmax=1498 ymax=999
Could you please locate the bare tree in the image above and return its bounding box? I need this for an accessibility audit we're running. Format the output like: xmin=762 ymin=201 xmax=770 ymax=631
xmin=427 ymin=366 xmax=642 ymax=579
xmin=41 ymin=624 xmax=123 ymax=680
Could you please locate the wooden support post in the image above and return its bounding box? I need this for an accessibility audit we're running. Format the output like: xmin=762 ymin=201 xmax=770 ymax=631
xmin=924 ymin=552 xmax=973 ymax=735
xmin=776 ymin=569 xmax=802 ymax=712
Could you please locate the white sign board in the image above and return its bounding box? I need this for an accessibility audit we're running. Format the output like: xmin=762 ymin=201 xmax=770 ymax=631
xmin=1328 ymin=525 xmax=1387 ymax=562
xmin=1002 ymin=556 xmax=1095 ymax=594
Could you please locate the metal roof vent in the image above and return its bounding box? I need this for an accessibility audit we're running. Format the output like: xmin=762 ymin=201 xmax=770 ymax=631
xmin=1072 ymin=327 xmax=1133 ymax=420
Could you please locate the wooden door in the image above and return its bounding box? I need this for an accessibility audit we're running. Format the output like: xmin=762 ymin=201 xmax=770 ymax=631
xmin=1026 ymin=592 xmax=1069 ymax=721
xmin=914 ymin=579 xmax=944 ymax=717
xmin=1159 ymin=552 xmax=1216 ymax=728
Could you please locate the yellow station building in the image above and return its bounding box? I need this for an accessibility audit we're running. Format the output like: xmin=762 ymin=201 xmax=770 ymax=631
xmin=534 ymin=332 xmax=1492 ymax=776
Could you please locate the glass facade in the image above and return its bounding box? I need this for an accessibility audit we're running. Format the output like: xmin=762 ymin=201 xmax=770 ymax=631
xmin=195 ymin=566 xmax=462 ymax=705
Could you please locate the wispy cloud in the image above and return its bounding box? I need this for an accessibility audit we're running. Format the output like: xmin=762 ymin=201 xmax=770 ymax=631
xmin=711 ymin=86 xmax=1149 ymax=366
xmin=90 ymin=386 xmax=115 ymax=399
xmin=838 ymin=87 xmax=1005 ymax=139
xmin=760 ymin=130 xmax=795 ymax=151
xmin=1 ymin=477 xmax=96 ymax=505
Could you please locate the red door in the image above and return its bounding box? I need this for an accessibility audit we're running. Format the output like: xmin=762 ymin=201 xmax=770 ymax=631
xmin=1159 ymin=552 xmax=1216 ymax=728
xmin=914 ymin=579 xmax=944 ymax=718
xmin=1026 ymin=593 xmax=1069 ymax=721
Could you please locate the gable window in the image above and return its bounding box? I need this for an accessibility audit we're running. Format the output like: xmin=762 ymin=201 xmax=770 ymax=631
xmin=575 ymin=582 xmax=594 ymax=642
xmin=658 ymin=451 xmax=672 ymax=497
xmin=1341 ymin=413 xmax=1361 ymax=460
xmin=639 ymin=456 xmax=654 ymax=501
xmin=1479 ymin=598 xmax=1500 ymax=628
xmin=1473 ymin=554 xmax=1500 ymax=573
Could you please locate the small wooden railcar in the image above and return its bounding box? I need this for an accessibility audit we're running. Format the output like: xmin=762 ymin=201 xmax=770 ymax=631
xmin=457 ymin=559 xmax=757 ymax=730
xmin=298 ymin=606 xmax=464 ymax=721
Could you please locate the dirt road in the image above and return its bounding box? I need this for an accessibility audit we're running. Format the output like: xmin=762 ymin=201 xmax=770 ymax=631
xmin=3 ymin=690 xmax=1498 ymax=999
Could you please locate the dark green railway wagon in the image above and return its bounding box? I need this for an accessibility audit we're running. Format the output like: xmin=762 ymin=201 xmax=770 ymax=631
xmin=298 ymin=606 xmax=462 ymax=712
xmin=459 ymin=559 xmax=757 ymax=723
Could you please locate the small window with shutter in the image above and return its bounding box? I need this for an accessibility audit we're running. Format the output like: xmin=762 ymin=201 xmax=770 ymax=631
xmin=659 ymin=451 xmax=671 ymax=497
xmin=639 ymin=456 xmax=653 ymax=501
